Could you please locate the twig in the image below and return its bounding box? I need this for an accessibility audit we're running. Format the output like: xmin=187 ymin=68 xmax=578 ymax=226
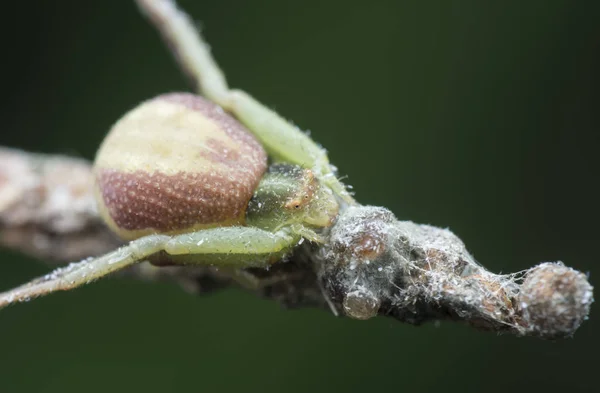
xmin=0 ymin=147 xmax=119 ymax=261
xmin=0 ymin=147 xmax=593 ymax=337
xmin=317 ymin=206 xmax=593 ymax=338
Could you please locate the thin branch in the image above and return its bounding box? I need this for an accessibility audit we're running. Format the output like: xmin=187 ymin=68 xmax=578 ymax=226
xmin=0 ymin=148 xmax=592 ymax=337
xmin=0 ymin=147 xmax=119 ymax=261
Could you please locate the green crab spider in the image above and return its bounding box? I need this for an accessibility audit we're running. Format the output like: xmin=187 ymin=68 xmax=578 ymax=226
xmin=0 ymin=0 xmax=593 ymax=339
xmin=0 ymin=0 xmax=352 ymax=309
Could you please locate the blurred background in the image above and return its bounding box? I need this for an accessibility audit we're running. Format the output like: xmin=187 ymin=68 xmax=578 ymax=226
xmin=1 ymin=0 xmax=599 ymax=392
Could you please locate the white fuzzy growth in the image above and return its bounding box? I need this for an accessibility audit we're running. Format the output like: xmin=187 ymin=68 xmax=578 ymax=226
xmin=316 ymin=205 xmax=592 ymax=336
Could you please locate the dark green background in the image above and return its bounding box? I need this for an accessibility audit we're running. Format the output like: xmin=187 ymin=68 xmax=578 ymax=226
xmin=1 ymin=1 xmax=598 ymax=392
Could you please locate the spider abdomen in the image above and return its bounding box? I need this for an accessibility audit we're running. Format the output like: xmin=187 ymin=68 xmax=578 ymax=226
xmin=94 ymin=93 xmax=267 ymax=240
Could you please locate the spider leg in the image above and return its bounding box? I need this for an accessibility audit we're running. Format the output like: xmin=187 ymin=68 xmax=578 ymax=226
xmin=0 ymin=234 xmax=169 ymax=309
xmin=135 ymin=0 xmax=355 ymax=204
xmin=0 ymin=227 xmax=299 ymax=309
xmin=164 ymin=226 xmax=297 ymax=259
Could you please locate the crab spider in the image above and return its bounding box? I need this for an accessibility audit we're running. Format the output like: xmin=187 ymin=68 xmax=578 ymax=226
xmin=0 ymin=0 xmax=352 ymax=310
xmin=0 ymin=0 xmax=593 ymax=337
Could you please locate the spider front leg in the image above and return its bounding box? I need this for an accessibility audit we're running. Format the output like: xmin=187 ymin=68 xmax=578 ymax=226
xmin=0 ymin=227 xmax=299 ymax=309
xmin=135 ymin=0 xmax=355 ymax=204
xmin=227 ymin=90 xmax=354 ymax=205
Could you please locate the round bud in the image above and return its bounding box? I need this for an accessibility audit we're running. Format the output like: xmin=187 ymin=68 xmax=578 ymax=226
xmin=518 ymin=262 xmax=593 ymax=339
xmin=343 ymin=288 xmax=381 ymax=320
xmin=94 ymin=93 xmax=267 ymax=240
